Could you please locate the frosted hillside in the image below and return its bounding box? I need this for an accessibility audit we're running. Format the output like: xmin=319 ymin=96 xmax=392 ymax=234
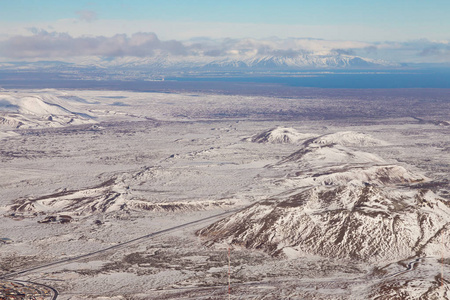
xmin=198 ymin=186 xmax=450 ymax=263
xmin=310 ymin=131 xmax=388 ymax=147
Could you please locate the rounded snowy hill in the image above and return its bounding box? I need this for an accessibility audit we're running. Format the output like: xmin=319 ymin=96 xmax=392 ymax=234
xmin=0 ymin=91 xmax=95 ymax=129
xmin=246 ymin=126 xmax=316 ymax=144
xmin=295 ymin=165 xmax=429 ymax=187
xmin=310 ymin=131 xmax=388 ymax=147
xmin=278 ymin=141 xmax=385 ymax=168
xmin=272 ymin=131 xmax=389 ymax=170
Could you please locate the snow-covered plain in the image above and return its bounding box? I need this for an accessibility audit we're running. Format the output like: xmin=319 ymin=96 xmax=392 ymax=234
xmin=0 ymin=88 xmax=449 ymax=299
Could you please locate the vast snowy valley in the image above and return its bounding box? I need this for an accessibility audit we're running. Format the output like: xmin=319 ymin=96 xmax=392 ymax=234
xmin=0 ymin=87 xmax=449 ymax=299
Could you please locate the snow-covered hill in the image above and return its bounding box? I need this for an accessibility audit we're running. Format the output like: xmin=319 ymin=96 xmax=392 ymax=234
xmin=270 ymin=131 xmax=418 ymax=188
xmin=246 ymin=127 xmax=316 ymax=144
xmin=198 ymin=185 xmax=450 ymax=262
xmin=310 ymin=131 xmax=388 ymax=147
xmin=274 ymin=131 xmax=388 ymax=169
xmin=295 ymin=165 xmax=428 ymax=187
xmin=0 ymin=92 xmax=95 ymax=129
xmin=5 ymin=166 xmax=237 ymax=216
xmin=198 ymin=129 xmax=449 ymax=263
xmin=278 ymin=140 xmax=385 ymax=167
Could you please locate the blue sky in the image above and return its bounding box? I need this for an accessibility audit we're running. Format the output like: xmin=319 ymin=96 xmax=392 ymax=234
xmin=0 ymin=0 xmax=449 ymax=63
xmin=1 ymin=0 xmax=449 ymax=40
xmin=0 ymin=0 xmax=448 ymax=25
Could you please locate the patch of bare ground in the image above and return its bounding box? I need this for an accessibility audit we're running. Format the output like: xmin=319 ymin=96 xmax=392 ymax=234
xmin=0 ymin=254 xmax=40 ymax=275
xmin=370 ymin=276 xmax=450 ymax=300
xmin=74 ymin=245 xmax=269 ymax=278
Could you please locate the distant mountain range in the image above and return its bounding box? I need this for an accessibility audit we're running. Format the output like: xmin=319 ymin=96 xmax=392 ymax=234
xmin=97 ymin=53 xmax=397 ymax=70
xmin=0 ymin=52 xmax=398 ymax=75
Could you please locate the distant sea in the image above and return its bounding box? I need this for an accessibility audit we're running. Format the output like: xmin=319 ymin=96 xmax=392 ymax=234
xmin=1 ymin=69 xmax=450 ymax=92
xmin=167 ymin=69 xmax=450 ymax=89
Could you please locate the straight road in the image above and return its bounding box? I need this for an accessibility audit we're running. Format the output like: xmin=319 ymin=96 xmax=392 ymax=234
xmin=0 ymin=208 xmax=239 ymax=280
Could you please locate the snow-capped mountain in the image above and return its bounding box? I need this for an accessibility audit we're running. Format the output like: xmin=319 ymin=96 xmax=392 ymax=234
xmin=91 ymin=52 xmax=395 ymax=70
xmin=0 ymin=52 xmax=396 ymax=74
xmin=202 ymin=53 xmax=392 ymax=69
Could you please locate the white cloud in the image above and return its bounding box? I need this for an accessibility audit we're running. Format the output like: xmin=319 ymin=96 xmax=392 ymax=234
xmin=0 ymin=19 xmax=440 ymax=42
xmin=76 ymin=10 xmax=98 ymax=23
xmin=0 ymin=29 xmax=449 ymax=64
xmin=0 ymin=31 xmax=187 ymax=59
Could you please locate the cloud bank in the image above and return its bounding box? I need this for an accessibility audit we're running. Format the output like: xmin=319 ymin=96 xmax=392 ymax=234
xmin=0 ymin=30 xmax=187 ymax=58
xmin=0 ymin=31 xmax=449 ymax=63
